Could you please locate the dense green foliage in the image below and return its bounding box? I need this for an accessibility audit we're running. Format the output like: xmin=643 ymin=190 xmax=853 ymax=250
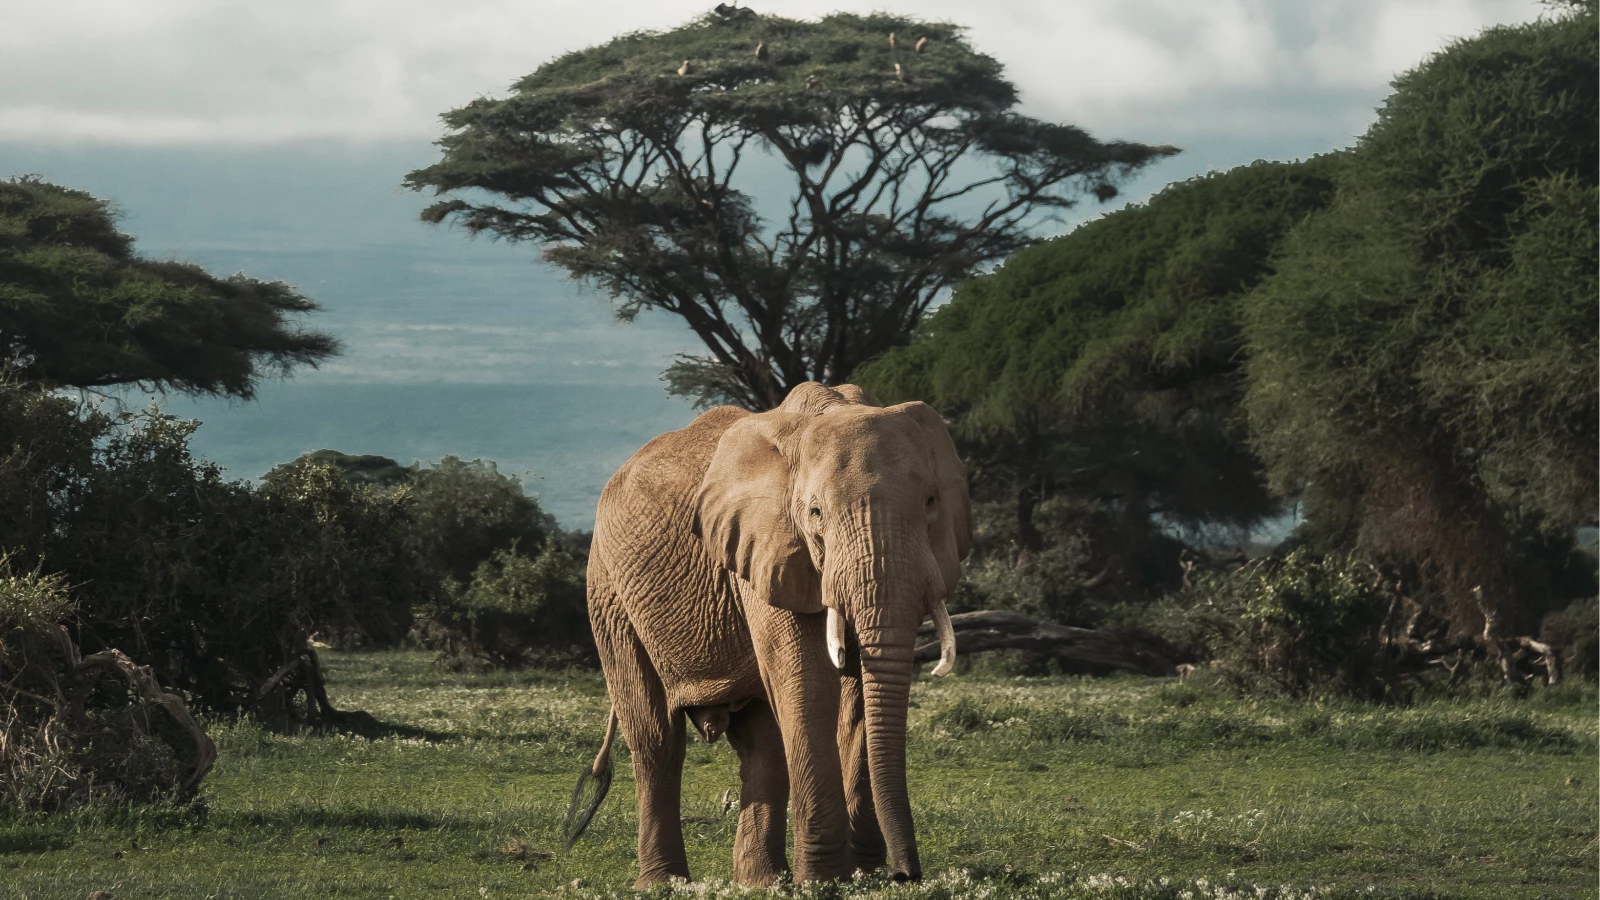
xmin=405 ymin=457 xmax=557 ymax=585
xmin=269 ymin=449 xmax=590 ymax=668
xmin=862 ymin=158 xmax=1340 ymax=603
xmin=268 ymin=451 xmax=557 ymax=585
xmin=862 ymin=157 xmax=1341 ymax=442
xmin=426 ymin=545 xmax=594 ymax=669
xmin=0 ymin=382 xmax=430 ymax=714
xmin=1540 ymin=595 xmax=1600 ymax=681
xmin=1242 ymin=6 xmax=1598 ymax=631
xmin=1147 ymin=551 xmax=1394 ymax=698
xmin=0 ymin=177 xmax=337 ymax=398
xmin=1 ymin=650 xmax=1591 ymax=898
xmin=864 ymin=7 xmax=1597 ymax=665
xmin=275 ymin=448 xmax=418 ymax=488
xmin=407 ymin=10 xmax=1174 ymax=409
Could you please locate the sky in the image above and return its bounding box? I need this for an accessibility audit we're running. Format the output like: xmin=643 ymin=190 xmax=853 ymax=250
xmin=0 ymin=0 xmax=1553 ymax=525
xmin=4 ymin=0 xmax=1545 ymax=146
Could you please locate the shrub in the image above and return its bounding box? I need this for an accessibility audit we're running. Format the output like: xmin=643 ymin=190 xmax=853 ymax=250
xmin=0 ymin=560 xmax=215 ymax=812
xmin=0 ymin=380 xmax=435 ymax=716
xmin=425 ymin=543 xmax=593 ymax=669
xmin=407 ymin=457 xmax=555 ymax=584
xmin=268 ymin=451 xmax=558 ymax=586
xmin=1149 ymin=550 xmax=1392 ymax=697
xmin=1540 ymin=596 xmax=1599 ymax=681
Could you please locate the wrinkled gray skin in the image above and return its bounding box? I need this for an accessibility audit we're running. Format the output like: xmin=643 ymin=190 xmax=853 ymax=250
xmin=586 ymin=383 xmax=970 ymax=887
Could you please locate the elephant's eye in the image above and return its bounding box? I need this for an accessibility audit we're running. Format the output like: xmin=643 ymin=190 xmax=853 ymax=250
xmin=926 ymin=494 xmax=937 ymax=508
xmin=809 ymin=505 xmax=822 ymax=521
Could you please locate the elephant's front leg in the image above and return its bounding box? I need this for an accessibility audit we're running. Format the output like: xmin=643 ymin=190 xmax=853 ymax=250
xmin=746 ymin=603 xmax=853 ymax=882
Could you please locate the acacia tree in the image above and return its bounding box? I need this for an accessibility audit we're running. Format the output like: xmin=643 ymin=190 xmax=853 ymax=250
xmin=1242 ymin=4 xmax=1598 ymax=634
xmin=406 ymin=10 xmax=1175 ymax=409
xmin=0 ymin=177 xmax=337 ymax=398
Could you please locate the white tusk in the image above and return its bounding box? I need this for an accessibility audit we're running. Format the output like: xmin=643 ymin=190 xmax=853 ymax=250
xmin=929 ymin=598 xmax=957 ymax=677
xmin=826 ymin=606 xmax=848 ymax=670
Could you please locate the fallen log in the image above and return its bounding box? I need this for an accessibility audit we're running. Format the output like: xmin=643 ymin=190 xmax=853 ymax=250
xmin=913 ymin=610 xmax=1185 ymax=677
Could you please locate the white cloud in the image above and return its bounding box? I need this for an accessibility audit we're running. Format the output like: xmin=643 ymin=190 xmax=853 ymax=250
xmin=1 ymin=0 xmax=1545 ymax=145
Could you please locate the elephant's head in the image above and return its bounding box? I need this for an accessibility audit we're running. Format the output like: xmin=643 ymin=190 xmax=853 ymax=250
xmin=695 ymin=382 xmax=971 ymax=881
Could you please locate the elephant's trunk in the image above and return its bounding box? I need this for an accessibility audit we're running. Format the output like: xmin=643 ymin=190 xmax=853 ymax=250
xmin=856 ymin=609 xmax=921 ymax=881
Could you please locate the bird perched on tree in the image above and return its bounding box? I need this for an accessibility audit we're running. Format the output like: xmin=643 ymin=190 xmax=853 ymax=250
xmin=755 ymin=40 xmax=768 ymax=61
xmin=915 ymin=36 xmax=929 ymax=53
xmin=894 ymin=62 xmax=906 ymax=82
xmin=804 ymin=74 xmax=819 ymax=91
xmin=888 ymin=32 xmax=897 ymax=50
xmin=677 ymin=59 xmax=694 ymax=76
xmin=713 ymin=2 xmax=740 ymax=16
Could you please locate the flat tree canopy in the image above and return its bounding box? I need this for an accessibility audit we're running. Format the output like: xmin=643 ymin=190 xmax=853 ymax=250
xmin=1242 ymin=3 xmax=1598 ymax=629
xmin=0 ymin=177 xmax=337 ymax=398
xmin=860 ymin=158 xmax=1342 ymax=556
xmin=406 ymin=9 xmax=1176 ymax=409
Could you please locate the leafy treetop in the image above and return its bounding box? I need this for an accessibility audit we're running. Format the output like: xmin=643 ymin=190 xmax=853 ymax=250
xmin=407 ymin=9 xmax=1175 ymax=409
xmin=0 ymin=178 xmax=338 ymax=399
xmin=861 ymin=157 xmax=1342 ymax=538
xmin=1242 ymin=5 xmax=1596 ymax=627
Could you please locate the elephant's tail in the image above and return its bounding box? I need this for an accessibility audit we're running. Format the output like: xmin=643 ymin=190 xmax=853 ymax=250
xmin=563 ymin=707 xmax=618 ymax=849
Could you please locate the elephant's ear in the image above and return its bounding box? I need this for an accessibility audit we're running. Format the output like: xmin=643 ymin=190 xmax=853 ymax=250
xmin=898 ymin=402 xmax=972 ymax=595
xmin=694 ymin=413 xmax=822 ymax=614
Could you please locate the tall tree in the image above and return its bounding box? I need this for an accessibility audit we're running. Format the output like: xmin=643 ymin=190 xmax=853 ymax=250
xmin=0 ymin=177 xmax=337 ymax=399
xmin=1242 ymin=4 xmax=1598 ymax=632
xmin=406 ymin=10 xmax=1174 ymax=410
xmin=861 ymin=158 xmax=1340 ymax=572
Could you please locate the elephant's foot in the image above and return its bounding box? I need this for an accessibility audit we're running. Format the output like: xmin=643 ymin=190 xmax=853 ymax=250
xmin=791 ymin=844 xmax=854 ymax=884
xmin=732 ymin=857 xmax=786 ymax=888
xmin=634 ymin=865 xmax=690 ymax=890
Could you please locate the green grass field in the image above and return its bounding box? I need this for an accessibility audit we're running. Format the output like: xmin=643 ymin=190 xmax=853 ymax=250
xmin=1 ymin=650 xmax=1594 ymax=899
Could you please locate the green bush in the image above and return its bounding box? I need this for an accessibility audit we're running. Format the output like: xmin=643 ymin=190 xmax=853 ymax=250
xmin=268 ymin=451 xmax=558 ymax=587
xmin=0 ymin=380 xmax=435 ymax=715
xmin=1149 ymin=550 xmax=1392 ymax=697
xmin=270 ymin=448 xmax=593 ymax=671
xmin=1540 ymin=596 xmax=1599 ymax=681
xmin=951 ymin=497 xmax=1188 ymax=628
xmin=407 ymin=457 xmax=555 ymax=584
xmin=1241 ymin=5 xmax=1597 ymax=635
xmin=424 ymin=543 xmax=593 ymax=670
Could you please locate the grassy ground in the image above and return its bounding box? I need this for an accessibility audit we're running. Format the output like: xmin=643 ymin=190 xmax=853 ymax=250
xmin=1 ymin=650 xmax=1594 ymax=899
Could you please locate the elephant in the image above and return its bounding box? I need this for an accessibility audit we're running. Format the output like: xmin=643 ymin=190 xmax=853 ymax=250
xmin=570 ymin=382 xmax=969 ymax=887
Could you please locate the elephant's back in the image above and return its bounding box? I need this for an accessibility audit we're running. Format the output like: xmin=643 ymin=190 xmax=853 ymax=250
xmin=598 ymin=405 xmax=749 ymax=520
xmin=590 ymin=405 xmax=761 ymax=705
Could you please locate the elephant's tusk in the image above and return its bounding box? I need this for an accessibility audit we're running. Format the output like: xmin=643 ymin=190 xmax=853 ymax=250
xmin=929 ymin=598 xmax=957 ymax=677
xmin=826 ymin=606 xmax=848 ymax=670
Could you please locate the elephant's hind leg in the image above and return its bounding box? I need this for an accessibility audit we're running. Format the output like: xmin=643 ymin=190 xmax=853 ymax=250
xmin=590 ymin=585 xmax=689 ymax=887
xmin=726 ymin=699 xmax=790 ymax=886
